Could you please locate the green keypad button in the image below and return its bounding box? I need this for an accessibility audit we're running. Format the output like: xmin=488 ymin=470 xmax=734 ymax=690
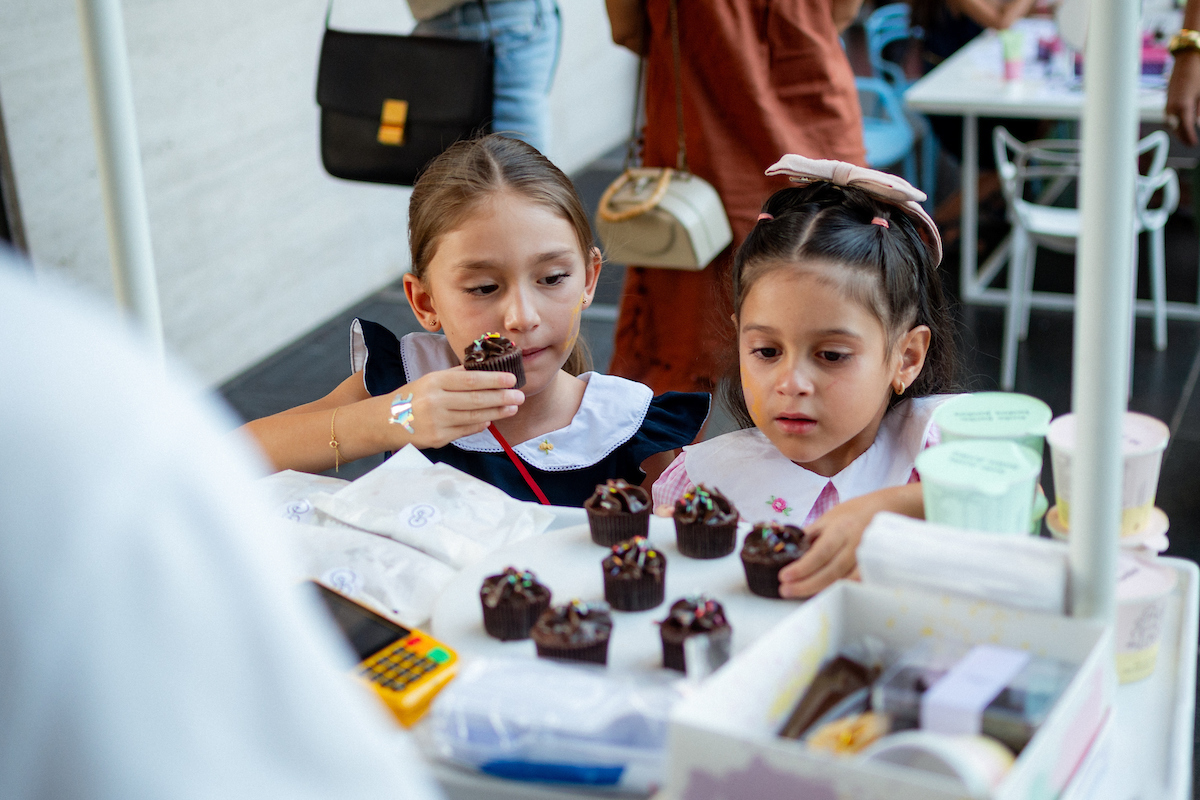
xmin=427 ymin=647 xmax=450 ymax=663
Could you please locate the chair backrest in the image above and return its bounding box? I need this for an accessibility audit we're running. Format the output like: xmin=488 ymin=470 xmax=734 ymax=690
xmin=856 ymin=76 xmax=908 ymax=125
xmin=865 ymin=3 xmax=912 ymax=87
xmin=993 ymin=126 xmax=1179 ymax=230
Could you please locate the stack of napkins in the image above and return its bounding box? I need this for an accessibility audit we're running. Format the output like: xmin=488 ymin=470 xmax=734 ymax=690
xmin=857 ymin=512 xmax=1069 ymax=614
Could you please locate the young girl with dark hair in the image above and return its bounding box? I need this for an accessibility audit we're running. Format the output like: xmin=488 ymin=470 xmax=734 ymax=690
xmin=243 ymin=135 xmax=708 ymax=506
xmin=653 ymin=155 xmax=962 ymax=598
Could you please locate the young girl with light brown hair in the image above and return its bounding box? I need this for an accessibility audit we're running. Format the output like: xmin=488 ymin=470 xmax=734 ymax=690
xmin=242 ymin=135 xmax=708 ymax=506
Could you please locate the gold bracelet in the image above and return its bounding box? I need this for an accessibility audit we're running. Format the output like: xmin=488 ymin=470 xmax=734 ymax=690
xmin=1168 ymin=29 xmax=1200 ymax=55
xmin=329 ymin=407 xmax=343 ymax=473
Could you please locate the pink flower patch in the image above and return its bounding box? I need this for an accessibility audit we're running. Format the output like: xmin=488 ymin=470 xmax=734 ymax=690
xmin=768 ymin=496 xmax=792 ymax=516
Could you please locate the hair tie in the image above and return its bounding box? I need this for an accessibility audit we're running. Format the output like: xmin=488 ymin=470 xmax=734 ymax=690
xmin=870 ymin=216 xmax=889 ymax=228
xmin=757 ymin=212 xmax=774 ymax=221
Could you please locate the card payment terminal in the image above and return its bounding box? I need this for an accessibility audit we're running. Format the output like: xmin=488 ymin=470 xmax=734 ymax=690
xmin=313 ymin=581 xmax=458 ymax=727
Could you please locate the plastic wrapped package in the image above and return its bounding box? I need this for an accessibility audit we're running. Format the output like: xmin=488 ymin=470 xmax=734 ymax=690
xmin=311 ymin=446 xmax=555 ymax=568
xmin=420 ymin=658 xmax=682 ymax=792
xmin=256 ymin=469 xmax=350 ymax=526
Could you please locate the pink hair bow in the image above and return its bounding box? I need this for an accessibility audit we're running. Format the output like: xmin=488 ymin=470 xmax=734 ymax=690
xmin=764 ymin=154 xmax=943 ymax=266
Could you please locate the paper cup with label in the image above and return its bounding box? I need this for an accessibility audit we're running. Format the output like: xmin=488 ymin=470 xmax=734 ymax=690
xmin=916 ymin=440 xmax=1042 ymax=535
xmin=933 ymin=392 xmax=1052 ymax=460
xmin=1115 ymin=553 xmax=1176 ymax=683
xmin=1046 ymin=412 xmax=1169 ymax=536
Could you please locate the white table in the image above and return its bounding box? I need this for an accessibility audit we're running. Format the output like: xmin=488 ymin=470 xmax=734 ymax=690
xmin=902 ymin=20 xmax=1198 ymax=321
xmin=415 ymin=505 xmax=1199 ymax=800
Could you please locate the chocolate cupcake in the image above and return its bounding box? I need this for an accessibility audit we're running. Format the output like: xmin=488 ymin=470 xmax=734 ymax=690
xmin=740 ymin=521 xmax=811 ymax=598
xmin=585 ymin=479 xmax=651 ymax=546
xmin=462 ymin=332 xmax=525 ymax=389
xmin=479 ymin=566 xmax=552 ymax=641
xmin=659 ymin=595 xmax=732 ymax=673
xmin=602 ymin=535 xmax=667 ymax=611
xmin=673 ymin=484 xmax=739 ymax=559
xmin=530 ymin=599 xmax=613 ymax=665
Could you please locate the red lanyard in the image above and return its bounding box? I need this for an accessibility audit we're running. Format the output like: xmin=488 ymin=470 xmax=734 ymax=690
xmin=488 ymin=423 xmax=551 ymax=505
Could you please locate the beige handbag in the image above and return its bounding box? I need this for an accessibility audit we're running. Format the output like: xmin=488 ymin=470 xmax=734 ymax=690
xmin=595 ymin=0 xmax=732 ymax=270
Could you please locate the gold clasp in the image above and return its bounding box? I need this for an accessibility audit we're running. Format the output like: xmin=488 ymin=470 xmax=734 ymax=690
xmin=377 ymin=99 xmax=408 ymax=146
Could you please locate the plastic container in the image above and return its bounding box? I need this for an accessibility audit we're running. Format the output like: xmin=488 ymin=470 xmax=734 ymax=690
xmin=1046 ymin=412 xmax=1169 ymax=536
xmin=916 ymin=440 xmax=1042 ymax=536
xmin=933 ymin=392 xmax=1052 ymax=460
xmin=1115 ymin=553 xmax=1177 ymax=684
xmin=871 ymin=643 xmax=1076 ymax=754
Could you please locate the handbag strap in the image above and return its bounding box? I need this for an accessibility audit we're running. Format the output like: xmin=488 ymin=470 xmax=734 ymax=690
xmin=623 ymin=0 xmax=688 ymax=173
xmin=668 ymin=0 xmax=687 ymax=173
xmin=325 ymin=0 xmax=491 ymax=32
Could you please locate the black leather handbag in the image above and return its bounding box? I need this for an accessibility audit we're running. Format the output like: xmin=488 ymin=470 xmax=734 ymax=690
xmin=316 ymin=3 xmax=494 ymax=186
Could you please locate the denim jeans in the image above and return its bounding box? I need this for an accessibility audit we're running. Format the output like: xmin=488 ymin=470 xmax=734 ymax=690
xmin=414 ymin=0 xmax=561 ymax=155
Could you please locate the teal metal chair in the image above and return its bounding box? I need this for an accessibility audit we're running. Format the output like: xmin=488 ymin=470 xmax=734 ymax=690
xmin=864 ymin=2 xmax=938 ymax=207
xmin=857 ymin=77 xmax=916 ymax=184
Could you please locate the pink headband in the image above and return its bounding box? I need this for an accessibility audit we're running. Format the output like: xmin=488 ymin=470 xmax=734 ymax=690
xmin=764 ymin=154 xmax=942 ymax=266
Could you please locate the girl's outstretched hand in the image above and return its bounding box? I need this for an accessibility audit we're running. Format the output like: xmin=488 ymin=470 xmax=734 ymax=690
xmin=394 ymin=366 xmax=524 ymax=450
xmin=777 ymin=482 xmax=924 ymax=599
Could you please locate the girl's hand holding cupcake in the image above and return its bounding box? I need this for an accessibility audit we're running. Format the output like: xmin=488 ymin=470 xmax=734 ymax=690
xmin=385 ymin=366 xmax=524 ymax=450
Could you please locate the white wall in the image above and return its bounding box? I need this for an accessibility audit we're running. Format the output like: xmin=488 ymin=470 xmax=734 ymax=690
xmin=0 ymin=0 xmax=636 ymax=384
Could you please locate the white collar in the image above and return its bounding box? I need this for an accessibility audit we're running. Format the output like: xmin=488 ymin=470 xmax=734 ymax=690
xmin=683 ymin=397 xmax=945 ymax=523
xmin=399 ymin=332 xmax=655 ymax=471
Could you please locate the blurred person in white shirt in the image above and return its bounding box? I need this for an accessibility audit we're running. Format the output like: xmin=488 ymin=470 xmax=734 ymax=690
xmin=0 ymin=246 xmax=443 ymax=800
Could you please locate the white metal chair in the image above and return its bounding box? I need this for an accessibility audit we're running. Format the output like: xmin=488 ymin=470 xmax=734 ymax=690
xmin=992 ymin=127 xmax=1179 ymax=390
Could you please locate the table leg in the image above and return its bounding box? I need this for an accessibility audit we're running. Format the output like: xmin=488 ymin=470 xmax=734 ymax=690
xmin=961 ymin=115 xmax=978 ymax=301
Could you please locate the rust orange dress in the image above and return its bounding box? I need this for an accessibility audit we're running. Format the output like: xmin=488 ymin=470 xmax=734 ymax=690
xmin=610 ymin=0 xmax=867 ymax=395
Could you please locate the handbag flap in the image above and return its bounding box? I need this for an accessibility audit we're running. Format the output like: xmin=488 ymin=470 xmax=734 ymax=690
xmin=316 ymin=29 xmax=493 ymax=124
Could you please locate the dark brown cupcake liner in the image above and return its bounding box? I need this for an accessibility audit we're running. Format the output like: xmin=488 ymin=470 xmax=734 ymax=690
xmin=674 ymin=520 xmax=738 ymax=559
xmin=604 ymin=573 xmax=665 ymax=611
xmin=481 ymin=595 xmax=551 ymax=641
xmin=464 ymin=351 xmax=526 ymax=389
xmin=742 ymin=557 xmax=792 ymax=598
xmin=534 ymin=638 xmax=610 ymax=665
xmin=662 ymin=626 xmax=733 ymax=672
xmin=587 ymin=507 xmax=651 ymax=546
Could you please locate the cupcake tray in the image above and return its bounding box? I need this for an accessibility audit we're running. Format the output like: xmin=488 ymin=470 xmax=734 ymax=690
xmin=430 ymin=514 xmax=804 ymax=674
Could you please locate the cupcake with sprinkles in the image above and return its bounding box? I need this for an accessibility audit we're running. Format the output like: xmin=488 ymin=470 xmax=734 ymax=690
xmin=740 ymin=521 xmax=811 ymax=598
xmin=479 ymin=566 xmax=552 ymax=641
xmin=585 ymin=478 xmax=652 ymax=546
xmin=659 ymin=595 xmax=732 ymax=673
xmin=602 ymin=535 xmax=667 ymax=611
xmin=673 ymin=484 xmax=739 ymax=559
xmin=462 ymin=332 xmax=525 ymax=389
xmin=530 ymin=599 xmax=613 ymax=664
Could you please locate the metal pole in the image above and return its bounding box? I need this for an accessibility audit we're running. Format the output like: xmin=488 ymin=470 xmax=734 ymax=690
xmin=1070 ymin=0 xmax=1139 ymax=620
xmin=75 ymin=0 xmax=163 ymax=359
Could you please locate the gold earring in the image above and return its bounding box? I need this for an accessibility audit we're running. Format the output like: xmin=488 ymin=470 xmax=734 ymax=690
xmin=894 ymin=379 xmax=906 ymax=394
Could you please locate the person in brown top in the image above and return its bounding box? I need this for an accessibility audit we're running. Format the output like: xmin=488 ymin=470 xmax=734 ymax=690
xmin=606 ymin=0 xmax=867 ymax=395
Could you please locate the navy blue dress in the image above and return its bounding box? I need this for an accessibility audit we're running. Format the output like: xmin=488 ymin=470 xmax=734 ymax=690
xmin=351 ymin=320 xmax=710 ymax=507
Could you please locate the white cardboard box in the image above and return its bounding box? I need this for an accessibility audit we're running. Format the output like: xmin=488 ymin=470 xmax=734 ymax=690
xmin=662 ymin=581 xmax=1115 ymax=800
